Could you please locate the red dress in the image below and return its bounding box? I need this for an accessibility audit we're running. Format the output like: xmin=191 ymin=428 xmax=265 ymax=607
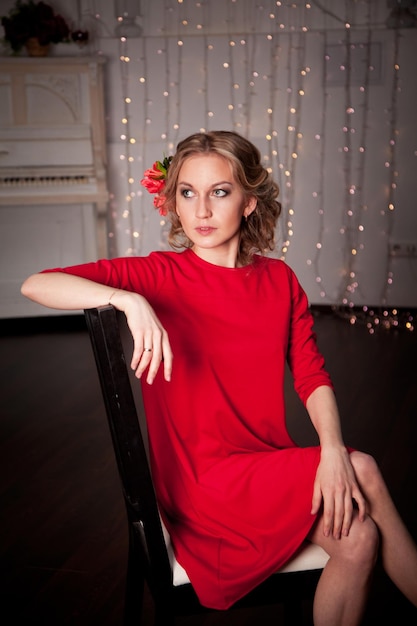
xmin=45 ymin=249 xmax=333 ymax=609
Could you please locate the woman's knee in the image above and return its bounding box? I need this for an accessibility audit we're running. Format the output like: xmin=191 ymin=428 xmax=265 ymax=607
xmin=312 ymin=511 xmax=380 ymax=569
xmin=347 ymin=515 xmax=380 ymax=568
xmin=322 ymin=515 xmax=380 ymax=574
xmin=350 ymin=450 xmax=384 ymax=494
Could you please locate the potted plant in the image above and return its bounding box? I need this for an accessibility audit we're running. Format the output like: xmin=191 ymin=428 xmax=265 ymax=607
xmin=1 ymin=0 xmax=71 ymax=55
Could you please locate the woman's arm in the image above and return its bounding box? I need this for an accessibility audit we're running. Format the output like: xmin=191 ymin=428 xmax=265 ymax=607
xmin=22 ymin=271 xmax=121 ymax=310
xmin=306 ymin=385 xmax=367 ymax=538
xmin=21 ymin=272 xmax=172 ymax=384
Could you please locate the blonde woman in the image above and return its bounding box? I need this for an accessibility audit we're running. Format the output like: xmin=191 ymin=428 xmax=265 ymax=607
xmin=22 ymin=131 xmax=417 ymax=625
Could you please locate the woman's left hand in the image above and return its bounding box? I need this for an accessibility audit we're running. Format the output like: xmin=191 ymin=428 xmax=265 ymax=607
xmin=311 ymin=445 xmax=367 ymax=539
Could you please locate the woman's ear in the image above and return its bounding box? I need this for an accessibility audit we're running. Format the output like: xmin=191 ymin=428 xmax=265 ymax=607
xmin=243 ymin=196 xmax=257 ymax=218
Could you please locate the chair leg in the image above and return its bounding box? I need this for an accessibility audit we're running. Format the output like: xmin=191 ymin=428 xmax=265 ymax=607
xmin=282 ymin=572 xmax=318 ymax=626
xmin=283 ymin=584 xmax=304 ymax=626
xmin=154 ymin=605 xmax=175 ymax=626
xmin=123 ymin=545 xmax=145 ymax=626
xmin=283 ymin=598 xmax=305 ymax=626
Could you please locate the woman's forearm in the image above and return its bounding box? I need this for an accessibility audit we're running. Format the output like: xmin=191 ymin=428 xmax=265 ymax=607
xmin=305 ymin=385 xmax=346 ymax=450
xmin=21 ymin=272 xmax=119 ymax=311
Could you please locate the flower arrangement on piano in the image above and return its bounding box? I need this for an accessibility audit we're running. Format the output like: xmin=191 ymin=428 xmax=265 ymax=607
xmin=1 ymin=1 xmax=71 ymax=55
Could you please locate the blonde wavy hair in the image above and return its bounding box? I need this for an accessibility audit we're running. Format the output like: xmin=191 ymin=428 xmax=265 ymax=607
xmin=163 ymin=130 xmax=282 ymax=267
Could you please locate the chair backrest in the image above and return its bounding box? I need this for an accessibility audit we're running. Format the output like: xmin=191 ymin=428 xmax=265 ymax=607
xmin=84 ymin=305 xmax=173 ymax=602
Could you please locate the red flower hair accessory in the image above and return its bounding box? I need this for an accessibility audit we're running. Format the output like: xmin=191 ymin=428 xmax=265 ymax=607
xmin=140 ymin=155 xmax=173 ymax=216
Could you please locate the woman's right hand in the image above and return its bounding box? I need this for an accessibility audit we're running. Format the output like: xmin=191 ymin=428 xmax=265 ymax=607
xmin=110 ymin=290 xmax=173 ymax=384
xmin=21 ymin=271 xmax=172 ymax=384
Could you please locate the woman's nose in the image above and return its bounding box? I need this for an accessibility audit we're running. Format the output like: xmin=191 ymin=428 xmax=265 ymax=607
xmin=195 ymin=196 xmax=212 ymax=218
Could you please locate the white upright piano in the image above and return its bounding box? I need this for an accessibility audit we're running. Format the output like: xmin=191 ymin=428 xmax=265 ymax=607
xmin=0 ymin=56 xmax=109 ymax=318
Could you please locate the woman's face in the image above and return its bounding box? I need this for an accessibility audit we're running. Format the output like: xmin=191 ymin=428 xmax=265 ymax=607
xmin=175 ymin=153 xmax=256 ymax=267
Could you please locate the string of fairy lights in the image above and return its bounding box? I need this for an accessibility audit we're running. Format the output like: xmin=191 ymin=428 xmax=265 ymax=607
xmin=338 ymin=2 xmax=370 ymax=305
xmin=279 ymin=30 xmax=308 ymax=260
xmin=118 ymin=35 xmax=136 ymax=255
xmin=381 ymin=24 xmax=400 ymax=306
xmin=85 ymin=0 xmax=415 ymax=332
xmin=330 ymin=3 xmax=414 ymax=332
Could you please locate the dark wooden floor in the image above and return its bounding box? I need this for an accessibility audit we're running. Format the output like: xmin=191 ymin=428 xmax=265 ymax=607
xmin=1 ymin=309 xmax=417 ymax=625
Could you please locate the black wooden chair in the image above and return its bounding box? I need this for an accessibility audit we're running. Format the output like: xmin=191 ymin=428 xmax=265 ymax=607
xmin=84 ymin=305 xmax=329 ymax=626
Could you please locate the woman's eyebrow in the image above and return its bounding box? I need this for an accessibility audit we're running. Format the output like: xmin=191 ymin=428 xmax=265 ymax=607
xmin=177 ymin=180 xmax=234 ymax=187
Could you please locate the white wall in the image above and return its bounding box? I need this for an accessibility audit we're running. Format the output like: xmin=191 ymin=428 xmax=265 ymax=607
xmin=1 ymin=0 xmax=416 ymax=307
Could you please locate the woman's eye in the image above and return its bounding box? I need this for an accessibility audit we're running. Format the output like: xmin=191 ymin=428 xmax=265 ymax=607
xmin=181 ymin=189 xmax=193 ymax=198
xmin=213 ymin=189 xmax=227 ymax=197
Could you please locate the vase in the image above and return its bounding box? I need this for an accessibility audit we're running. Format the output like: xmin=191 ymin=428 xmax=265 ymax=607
xmin=25 ymin=37 xmax=50 ymax=57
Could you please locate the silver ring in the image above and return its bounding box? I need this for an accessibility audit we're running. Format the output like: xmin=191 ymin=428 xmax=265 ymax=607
xmin=144 ymin=348 xmax=153 ymax=352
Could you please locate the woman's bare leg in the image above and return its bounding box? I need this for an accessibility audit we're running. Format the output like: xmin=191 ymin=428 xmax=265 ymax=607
xmin=309 ymin=511 xmax=379 ymax=626
xmin=309 ymin=450 xmax=417 ymax=626
xmin=350 ymin=451 xmax=417 ymax=606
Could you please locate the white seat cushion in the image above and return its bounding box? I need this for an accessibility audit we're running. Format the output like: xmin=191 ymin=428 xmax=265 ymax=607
xmin=160 ymin=518 xmax=329 ymax=587
xmin=276 ymin=541 xmax=330 ymax=573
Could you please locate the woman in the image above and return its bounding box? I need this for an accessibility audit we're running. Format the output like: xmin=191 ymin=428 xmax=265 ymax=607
xmin=22 ymin=131 xmax=417 ymax=625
